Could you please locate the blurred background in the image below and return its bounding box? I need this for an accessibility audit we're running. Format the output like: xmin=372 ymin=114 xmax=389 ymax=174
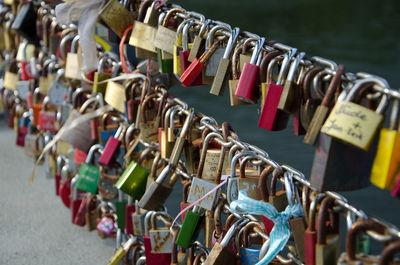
xmin=166 ymin=0 xmax=400 ymax=227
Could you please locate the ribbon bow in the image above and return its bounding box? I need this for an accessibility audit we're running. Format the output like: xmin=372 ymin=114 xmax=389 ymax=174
xmin=230 ymin=191 xmax=303 ymax=265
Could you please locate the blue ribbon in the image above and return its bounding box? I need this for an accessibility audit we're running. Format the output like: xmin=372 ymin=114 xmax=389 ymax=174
xmin=230 ymin=191 xmax=304 ymax=265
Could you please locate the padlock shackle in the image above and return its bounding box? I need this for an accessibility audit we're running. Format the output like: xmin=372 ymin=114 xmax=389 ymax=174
xmin=205 ymin=24 xmax=230 ymax=49
xmin=379 ymin=241 xmax=400 ymax=265
xmin=316 ymin=196 xmax=336 ymax=245
xmin=307 ymin=193 xmax=326 ymax=233
xmin=181 ymin=19 xmax=195 ymax=51
xmin=249 ymin=37 xmax=265 ymax=65
xmin=276 ymin=48 xmax=297 ymax=86
xmin=238 ymin=154 xmax=259 ymax=179
xmin=286 ymin=52 xmax=306 ymax=82
xmin=221 ymin=218 xmax=249 ymax=247
xmin=162 ymin=8 xmax=186 ymax=27
xmin=223 ymin=27 xmax=240 ymax=59
xmin=345 ymin=219 xmax=386 ymax=261
xmin=345 ymin=77 xmax=390 ymax=114
xmin=213 ymin=199 xmax=226 ymax=237
xmin=301 ymin=66 xmax=324 ymax=101
xmin=144 ymin=210 xmax=155 ymax=235
xmin=242 ymin=221 xmax=265 ymax=248
xmin=259 ymin=165 xmax=274 ymax=202
xmin=137 ymin=0 xmax=153 ymax=22
xmin=196 ymin=132 xmax=224 ymax=179
xmin=85 ymin=144 xmax=103 ymax=164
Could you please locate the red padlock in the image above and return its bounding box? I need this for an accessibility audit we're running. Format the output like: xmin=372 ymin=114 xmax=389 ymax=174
xmin=258 ymin=49 xmax=296 ymax=131
xmin=125 ymin=201 xmax=136 ymax=234
xmin=98 ymin=124 xmax=125 ymax=165
xmin=305 ymin=193 xmax=326 ymax=265
xmin=16 ymin=112 xmax=30 ymax=147
xmin=179 ymin=20 xmax=202 ymax=86
xmin=38 ymin=97 xmax=57 ymax=132
xmin=234 ymin=37 xmax=265 ymax=104
xmin=180 ymin=41 xmax=220 ymax=87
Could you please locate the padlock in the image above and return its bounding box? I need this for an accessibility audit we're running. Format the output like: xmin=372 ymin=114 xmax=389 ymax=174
xmin=370 ymin=98 xmax=400 ymax=189
xmin=98 ymin=111 xmax=125 ymax=146
xmin=97 ymin=202 xmax=117 ymax=238
xmin=171 ymin=228 xmax=188 ymax=265
xmin=75 ymin=144 xmax=102 ymax=194
xmin=311 ymin=79 xmax=388 ymax=191
xmin=239 ymin=221 xmax=266 ymax=265
xmin=238 ymin=37 xmax=256 ymax=73
xmin=209 ymin=27 xmax=240 ymax=95
xmin=337 ymin=219 xmax=386 ymax=265
xmin=132 ymin=200 xmax=147 ymax=236
xmin=24 ymin=123 xmax=43 ymax=159
xmin=139 ymin=93 xmax=159 ymax=143
xmin=180 ymin=181 xmax=192 ymax=222
xmin=124 ymin=78 xmax=144 ymax=122
xmin=315 ymin=197 xmax=340 ymax=265
xmin=203 ymin=25 xmax=231 ymax=81
xmin=268 ymin=168 xmax=288 ymax=212
xmin=59 ymin=163 xmax=73 ymax=209
xmin=149 ymin=212 xmax=174 ymax=253
xmin=71 ymin=175 xmax=85 ymax=225
xmin=305 ymin=193 xmax=326 ymax=265
xmin=105 ymin=80 xmax=127 ymax=113
xmin=98 ymin=124 xmax=126 ymax=166
xmin=4 ymin=59 xmax=19 ymax=91
xmin=258 ymin=166 xmax=275 ymax=235
xmin=93 ymin=55 xmax=113 ymax=95
xmin=299 ymin=66 xmax=324 ymax=131
xmin=176 ymin=206 xmax=204 ymax=248
xmin=11 ymin=0 xmax=40 ymax=45
xmin=124 ymin=196 xmax=136 ymax=235
xmin=49 ymin=20 xmax=62 ymax=55
xmin=234 ymin=37 xmax=265 ymax=104
xmin=38 ymin=96 xmax=57 ymax=132
xmin=205 ymin=199 xmax=224 ymax=248
xmin=179 ymin=20 xmax=203 ymax=85
xmin=16 ymin=111 xmax=30 ymax=147
xmin=321 ymin=77 xmax=389 ymax=151
xmin=229 ymin=42 xmax=251 ymax=106
xmin=184 ymin=121 xmax=202 ymax=175
xmin=167 ymin=105 xmax=183 ymax=144
xmin=188 ymin=19 xmax=209 ymax=62
xmin=258 ymin=49 xmax=282 ymax=109
xmin=64 ymin=34 xmax=82 ymax=81
xmin=98 ymin=165 xmax=120 ymax=200
xmin=107 ymin=237 xmax=137 ymax=265
xmin=172 ymin=20 xmax=187 ymax=77
xmin=99 ymin=0 xmax=135 ymax=39
xmin=238 ymin=155 xmax=261 ymax=200
xmin=18 ymin=41 xmax=35 ymax=81
xmin=73 ymin=190 xmax=88 ymax=227
xmin=55 ymin=155 xmax=67 ymax=196
xmin=257 ymin=50 xmax=296 ymax=130
xmin=115 ymin=190 xmax=127 ymax=232
xmin=203 ymin=219 xmax=248 ymax=265
xmin=129 ymin=1 xmax=158 ymax=58
xmin=379 ymin=241 xmax=400 ymax=265
xmin=201 ymin=126 xmax=231 ymax=182
xmin=392 ymin=174 xmax=400 ymax=198
xmin=154 ymin=8 xmax=186 ymax=55
xmin=304 ymin=65 xmax=344 ymax=145
xmin=85 ymin=194 xmax=99 ymax=231
xmin=143 ymin=211 xmax=172 ymax=265
xmin=139 ymin=110 xmax=194 ymax=210
xmin=115 ymin=147 xmax=152 ymax=200
xmin=180 ymin=38 xmax=222 ymax=87
xmin=278 ymin=52 xmax=306 ymax=113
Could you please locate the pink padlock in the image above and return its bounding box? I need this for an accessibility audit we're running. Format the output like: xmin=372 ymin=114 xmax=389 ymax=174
xmin=98 ymin=125 xmax=124 ymax=165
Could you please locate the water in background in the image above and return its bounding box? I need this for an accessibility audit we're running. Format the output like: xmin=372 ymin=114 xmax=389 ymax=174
xmin=166 ymin=0 xmax=400 ymax=227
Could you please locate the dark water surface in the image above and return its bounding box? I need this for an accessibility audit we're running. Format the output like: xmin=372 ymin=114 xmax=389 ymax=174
xmin=166 ymin=0 xmax=400 ymax=229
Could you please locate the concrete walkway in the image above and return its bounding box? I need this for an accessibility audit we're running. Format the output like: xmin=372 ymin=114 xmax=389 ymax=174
xmin=0 ymin=116 xmax=115 ymax=265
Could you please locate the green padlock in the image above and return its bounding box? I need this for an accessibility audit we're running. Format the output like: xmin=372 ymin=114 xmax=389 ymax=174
xmin=116 ymin=190 xmax=127 ymax=230
xmin=75 ymin=144 xmax=102 ymax=194
xmin=176 ymin=205 xmax=204 ymax=248
xmin=115 ymin=148 xmax=152 ymax=200
xmin=157 ymin=48 xmax=173 ymax=74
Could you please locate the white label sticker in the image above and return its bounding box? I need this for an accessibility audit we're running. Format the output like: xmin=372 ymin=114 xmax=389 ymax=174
xmin=48 ymin=81 xmax=67 ymax=107
xmin=17 ymin=80 xmax=29 ymax=100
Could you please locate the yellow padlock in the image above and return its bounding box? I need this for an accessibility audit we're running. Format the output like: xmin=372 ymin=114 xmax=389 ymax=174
xmin=371 ymin=98 xmax=400 ymax=189
xmin=321 ymin=77 xmax=389 ymax=151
